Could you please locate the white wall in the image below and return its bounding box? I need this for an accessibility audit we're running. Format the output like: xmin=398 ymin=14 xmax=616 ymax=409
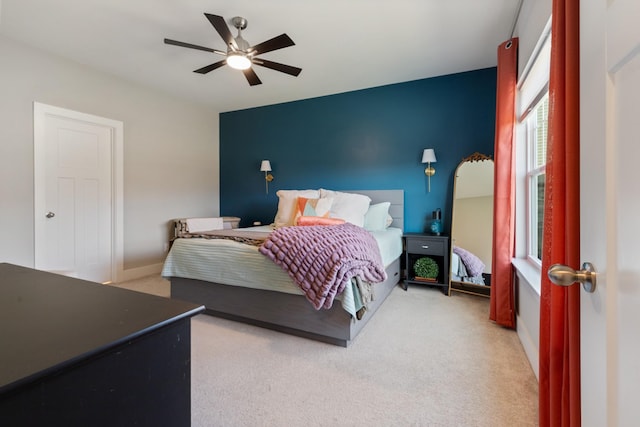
xmin=0 ymin=35 xmax=220 ymax=280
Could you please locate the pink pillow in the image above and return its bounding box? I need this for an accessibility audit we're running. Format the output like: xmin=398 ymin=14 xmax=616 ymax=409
xmin=273 ymin=189 xmax=320 ymax=228
xmin=296 ymin=216 xmax=346 ymax=226
xmin=293 ymin=197 xmax=333 ymax=225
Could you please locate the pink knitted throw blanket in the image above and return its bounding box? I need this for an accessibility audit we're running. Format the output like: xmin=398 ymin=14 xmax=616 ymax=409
xmin=259 ymin=223 xmax=387 ymax=310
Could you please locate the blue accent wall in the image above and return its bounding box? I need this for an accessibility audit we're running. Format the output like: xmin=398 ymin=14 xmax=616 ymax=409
xmin=220 ymin=67 xmax=496 ymax=233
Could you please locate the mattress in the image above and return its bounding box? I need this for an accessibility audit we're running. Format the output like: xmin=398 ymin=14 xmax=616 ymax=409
xmin=161 ymin=226 xmax=403 ymax=317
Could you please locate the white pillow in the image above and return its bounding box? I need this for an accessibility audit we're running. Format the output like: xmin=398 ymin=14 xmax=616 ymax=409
xmin=319 ymin=189 xmax=371 ymax=227
xmin=273 ymin=189 xmax=320 ymax=227
xmin=363 ymin=202 xmax=391 ymax=231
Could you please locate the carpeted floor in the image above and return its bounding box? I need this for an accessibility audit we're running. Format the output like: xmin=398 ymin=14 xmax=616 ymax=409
xmin=114 ymin=276 xmax=538 ymax=426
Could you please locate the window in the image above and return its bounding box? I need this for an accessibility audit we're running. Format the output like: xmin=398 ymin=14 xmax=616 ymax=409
xmin=525 ymin=95 xmax=548 ymax=263
xmin=514 ymin=19 xmax=551 ymax=281
xmin=512 ymin=19 xmax=551 ymax=293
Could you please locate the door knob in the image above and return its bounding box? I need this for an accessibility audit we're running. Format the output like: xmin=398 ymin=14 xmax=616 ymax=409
xmin=547 ymin=262 xmax=596 ymax=293
xmin=45 ymin=212 xmax=55 ymax=218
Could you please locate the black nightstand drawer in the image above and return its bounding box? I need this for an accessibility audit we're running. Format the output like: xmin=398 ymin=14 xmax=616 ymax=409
xmin=406 ymin=238 xmax=445 ymax=255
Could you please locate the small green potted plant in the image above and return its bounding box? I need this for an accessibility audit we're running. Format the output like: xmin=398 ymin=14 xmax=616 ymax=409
xmin=413 ymin=257 xmax=439 ymax=282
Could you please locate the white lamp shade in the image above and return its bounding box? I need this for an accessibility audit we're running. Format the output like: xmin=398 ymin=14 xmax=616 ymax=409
xmin=260 ymin=160 xmax=272 ymax=172
xmin=227 ymin=54 xmax=251 ymax=70
xmin=422 ymin=149 xmax=437 ymax=163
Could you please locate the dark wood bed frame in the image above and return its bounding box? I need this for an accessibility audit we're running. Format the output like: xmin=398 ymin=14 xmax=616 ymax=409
xmin=168 ymin=190 xmax=404 ymax=347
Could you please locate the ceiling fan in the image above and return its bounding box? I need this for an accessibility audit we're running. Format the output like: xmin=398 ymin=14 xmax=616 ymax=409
xmin=164 ymin=13 xmax=302 ymax=86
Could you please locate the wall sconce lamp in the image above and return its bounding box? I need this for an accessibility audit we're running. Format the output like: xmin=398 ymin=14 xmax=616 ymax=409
xmin=421 ymin=149 xmax=437 ymax=192
xmin=260 ymin=160 xmax=274 ymax=194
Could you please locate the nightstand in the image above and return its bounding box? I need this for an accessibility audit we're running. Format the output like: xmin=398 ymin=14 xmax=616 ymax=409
xmin=403 ymin=233 xmax=450 ymax=295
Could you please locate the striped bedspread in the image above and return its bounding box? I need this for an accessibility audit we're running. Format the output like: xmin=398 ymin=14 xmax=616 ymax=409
xmin=162 ymin=226 xmax=403 ymax=317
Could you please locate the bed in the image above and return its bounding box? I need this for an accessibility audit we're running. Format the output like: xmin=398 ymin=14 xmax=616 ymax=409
xmin=162 ymin=189 xmax=404 ymax=347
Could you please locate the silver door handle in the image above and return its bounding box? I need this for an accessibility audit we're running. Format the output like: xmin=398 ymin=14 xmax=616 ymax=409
xmin=45 ymin=211 xmax=55 ymax=218
xmin=547 ymin=262 xmax=596 ymax=293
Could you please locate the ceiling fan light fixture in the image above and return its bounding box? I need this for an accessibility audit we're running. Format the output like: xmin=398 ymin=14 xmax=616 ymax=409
xmin=165 ymin=13 xmax=301 ymax=86
xmin=226 ymin=53 xmax=251 ymax=70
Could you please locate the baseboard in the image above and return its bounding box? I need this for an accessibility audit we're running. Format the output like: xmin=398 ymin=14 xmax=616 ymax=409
xmin=119 ymin=263 xmax=163 ymax=283
xmin=517 ymin=313 xmax=539 ymax=380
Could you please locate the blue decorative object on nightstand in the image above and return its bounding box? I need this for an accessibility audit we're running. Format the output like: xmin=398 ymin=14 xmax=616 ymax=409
xmin=430 ymin=209 xmax=442 ymax=235
xmin=430 ymin=219 xmax=442 ymax=235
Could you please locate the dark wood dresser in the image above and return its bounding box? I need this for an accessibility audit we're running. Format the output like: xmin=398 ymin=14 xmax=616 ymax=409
xmin=0 ymin=263 xmax=204 ymax=426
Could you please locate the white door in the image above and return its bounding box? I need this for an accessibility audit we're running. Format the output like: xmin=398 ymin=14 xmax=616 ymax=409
xmin=580 ymin=0 xmax=640 ymax=425
xmin=34 ymin=103 xmax=123 ymax=284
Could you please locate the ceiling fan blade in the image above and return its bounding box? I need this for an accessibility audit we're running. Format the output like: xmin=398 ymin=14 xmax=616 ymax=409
xmin=193 ymin=60 xmax=227 ymax=74
xmin=249 ymin=33 xmax=295 ymax=56
xmin=164 ymin=38 xmax=225 ymax=55
xmin=253 ymin=59 xmax=302 ymax=77
xmin=243 ymin=68 xmax=262 ymax=86
xmin=204 ymin=13 xmax=238 ymax=50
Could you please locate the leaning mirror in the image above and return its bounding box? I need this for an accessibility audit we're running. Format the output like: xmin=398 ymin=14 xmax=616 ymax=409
xmin=449 ymin=153 xmax=494 ymax=297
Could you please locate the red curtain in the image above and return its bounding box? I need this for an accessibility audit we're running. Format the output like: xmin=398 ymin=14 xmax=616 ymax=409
xmin=539 ymin=0 xmax=581 ymax=425
xmin=490 ymin=38 xmax=518 ymax=329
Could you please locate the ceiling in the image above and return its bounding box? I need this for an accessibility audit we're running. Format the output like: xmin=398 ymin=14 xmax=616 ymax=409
xmin=0 ymin=0 xmax=520 ymax=113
